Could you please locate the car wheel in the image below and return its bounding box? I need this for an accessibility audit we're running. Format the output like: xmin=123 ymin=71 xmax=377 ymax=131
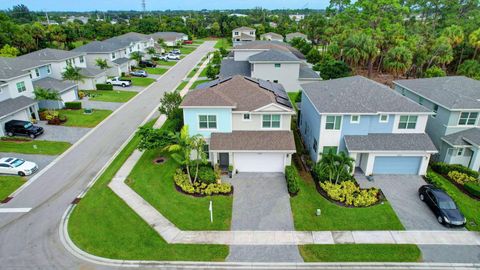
xmin=437 ymin=216 xmax=444 ymax=224
xmin=106 ymin=82 xmax=111 ymax=85
xmin=29 ymin=134 xmax=35 ymax=139
xmin=18 ymin=171 xmax=25 ymax=177
xmin=419 ymin=194 xmax=425 ymax=201
xmin=122 ymin=84 xmax=126 ymax=87
xmin=7 ymin=132 xmax=13 ymax=137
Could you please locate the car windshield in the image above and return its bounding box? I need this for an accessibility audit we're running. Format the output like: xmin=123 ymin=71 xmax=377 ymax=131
xmin=24 ymin=123 xmax=33 ymax=129
xmin=439 ymin=200 xmax=457 ymax=210
xmin=10 ymin=159 xmax=25 ymax=167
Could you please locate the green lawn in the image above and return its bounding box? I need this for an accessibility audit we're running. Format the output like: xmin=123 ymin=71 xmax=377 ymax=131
xmin=214 ymin=38 xmax=232 ymax=49
xmin=290 ymin=167 xmax=404 ymax=231
xmin=300 ymin=244 xmax=421 ymax=262
xmin=0 ymin=140 xmax=71 ymax=155
xmin=68 ymin=119 xmax=229 ymax=261
xmin=83 ymin=90 xmax=137 ymax=103
xmin=156 ymin=60 xmax=177 ymax=67
xmin=288 ymin=92 xmax=301 ymax=110
xmin=190 ymin=79 xmax=211 ymax=90
xmin=145 ymin=67 xmax=168 ymax=75
xmin=187 ymin=67 xmax=199 ymax=78
xmin=179 ymin=46 xmax=196 ymax=55
xmin=0 ymin=176 xmax=26 ymax=201
xmin=176 ymin=81 xmax=189 ymax=91
xmin=427 ymin=170 xmax=480 ymax=231
xmin=60 ymin=109 xmax=112 ymax=128
xmin=121 ymin=77 xmax=156 ymax=87
xmin=199 ymin=67 xmax=209 ymax=77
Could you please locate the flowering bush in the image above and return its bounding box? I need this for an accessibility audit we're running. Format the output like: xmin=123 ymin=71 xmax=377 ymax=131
xmin=320 ymin=180 xmax=379 ymax=207
xmin=447 ymin=170 xmax=477 ymax=185
xmin=174 ymin=169 xmax=231 ymax=196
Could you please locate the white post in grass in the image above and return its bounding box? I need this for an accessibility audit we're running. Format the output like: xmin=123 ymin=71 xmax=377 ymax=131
xmin=209 ymin=200 xmax=213 ymax=223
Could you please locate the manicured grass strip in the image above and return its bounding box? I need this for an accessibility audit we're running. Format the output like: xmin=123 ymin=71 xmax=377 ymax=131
xmin=0 ymin=140 xmax=71 ymax=155
xmin=187 ymin=67 xmax=199 ymax=78
xmin=60 ymin=109 xmax=112 ymax=128
xmin=0 ymin=176 xmax=26 ymax=201
xmin=145 ymin=67 xmax=168 ymax=75
xmin=156 ymin=60 xmax=177 ymax=66
xmin=121 ymin=77 xmax=155 ymax=87
xmin=176 ymin=81 xmax=189 ymax=91
xmin=199 ymin=67 xmax=208 ymax=77
xmin=68 ymin=119 xmax=229 ymax=261
xmin=128 ymin=149 xmax=232 ymax=231
xmin=300 ymin=244 xmax=421 ymax=262
xmin=428 ymin=170 xmax=480 ymax=231
xmin=214 ymin=38 xmax=232 ymax=49
xmin=190 ymin=79 xmax=211 ymax=90
xmin=290 ymin=170 xmax=404 ymax=231
xmin=83 ymin=90 xmax=137 ymax=103
xmin=179 ymin=46 xmax=196 ymax=55
xmin=288 ymin=92 xmax=300 ymax=110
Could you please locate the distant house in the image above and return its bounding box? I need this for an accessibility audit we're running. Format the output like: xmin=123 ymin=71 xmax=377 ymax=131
xmin=180 ymin=75 xmax=296 ymax=173
xmin=394 ymin=76 xmax=480 ymax=171
xmin=66 ymin=16 xmax=89 ymax=24
xmin=149 ymin=32 xmax=188 ymax=47
xmin=260 ymin=32 xmax=284 ymax=42
xmin=229 ymin=13 xmax=248 ymax=17
xmin=219 ymin=41 xmax=320 ymax=92
xmin=286 ymin=32 xmax=310 ymax=43
xmin=289 ymin=14 xmax=305 ymax=22
xmin=232 ymin=27 xmax=256 ymax=46
xmin=269 ymin=22 xmax=278 ymax=28
xmin=299 ymin=76 xmax=437 ymax=176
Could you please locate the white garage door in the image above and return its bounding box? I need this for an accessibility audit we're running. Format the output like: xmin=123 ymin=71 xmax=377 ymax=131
xmin=61 ymin=89 xmax=77 ymax=102
xmin=235 ymin=152 xmax=285 ymax=172
xmin=0 ymin=109 xmax=30 ymax=136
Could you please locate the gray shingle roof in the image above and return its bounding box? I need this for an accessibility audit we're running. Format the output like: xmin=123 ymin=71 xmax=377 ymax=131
xmin=248 ymin=49 xmax=300 ymax=62
xmin=234 ymin=41 xmax=305 ymax=60
xmin=302 ymin=76 xmax=431 ymax=114
xmin=233 ymin=26 xmax=255 ymax=31
xmin=149 ymin=32 xmax=186 ymax=42
xmin=79 ymin=67 xmax=106 ymax=77
xmin=394 ymin=76 xmax=480 ymax=110
xmin=442 ymin=128 xmax=480 ymax=147
xmin=219 ymin=59 xmax=251 ymax=78
xmin=0 ymin=59 xmax=28 ymax=80
xmin=19 ymin=48 xmax=84 ymax=62
xmin=210 ymin=131 xmax=295 ymax=151
xmin=32 ymin=77 xmax=77 ymax=94
xmin=261 ymin=32 xmax=284 ymax=40
xmin=0 ymin=96 xmax=37 ymax=119
xmin=73 ymin=32 xmax=151 ymax=53
xmin=112 ymin=57 xmax=130 ymax=65
xmin=344 ymin=133 xmax=437 ymax=152
xmin=299 ymin=64 xmax=320 ymax=79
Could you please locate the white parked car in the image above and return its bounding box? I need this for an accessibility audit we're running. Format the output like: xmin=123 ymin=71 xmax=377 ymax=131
xmin=0 ymin=157 xmax=38 ymax=176
xmin=106 ymin=77 xmax=132 ymax=87
xmin=167 ymin=54 xmax=180 ymax=60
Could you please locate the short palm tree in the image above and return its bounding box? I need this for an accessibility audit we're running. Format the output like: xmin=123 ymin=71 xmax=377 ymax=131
xmin=147 ymin=47 xmax=156 ymax=57
xmin=62 ymin=64 xmax=85 ymax=86
xmin=469 ymin=28 xmax=480 ymax=60
xmin=34 ymin=87 xmax=61 ymax=101
xmin=95 ymin=58 xmax=110 ymax=70
xmin=130 ymin=51 xmax=143 ymax=65
xmin=383 ymin=46 xmax=413 ymax=78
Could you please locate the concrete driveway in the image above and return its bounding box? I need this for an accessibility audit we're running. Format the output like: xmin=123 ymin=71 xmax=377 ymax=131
xmin=0 ymin=152 xmax=56 ymax=179
xmin=224 ymin=173 xmax=303 ymax=262
xmin=357 ymin=174 xmax=463 ymax=231
xmin=36 ymin=121 xmax=90 ymax=144
xmin=113 ymin=85 xmax=145 ymax=92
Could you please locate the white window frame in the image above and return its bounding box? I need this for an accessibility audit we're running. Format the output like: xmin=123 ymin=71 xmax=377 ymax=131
xmin=379 ymin=114 xmax=389 ymax=123
xmin=79 ymin=56 xmax=84 ymax=63
xmin=350 ymin=115 xmax=360 ymax=124
xmin=262 ymin=114 xmax=281 ymax=129
xmin=458 ymin=112 xmax=478 ymax=126
xmin=325 ymin=115 xmax=341 ymax=130
xmin=457 ymin=148 xmax=464 ymax=156
xmin=432 ymin=104 xmax=439 ymax=118
xmin=111 ymin=52 xmax=116 ymax=59
xmin=46 ymin=65 xmax=51 ymax=74
xmin=35 ymin=68 xmax=40 ymax=77
xmin=398 ymin=115 xmax=418 ymax=129
xmin=242 ymin=113 xmax=251 ymax=121
xmin=234 ymin=31 xmax=239 ymax=36
xmin=274 ymin=63 xmax=281 ymax=68
xmin=198 ymin=114 xmax=217 ymax=130
xmin=16 ymin=81 xmax=26 ymax=93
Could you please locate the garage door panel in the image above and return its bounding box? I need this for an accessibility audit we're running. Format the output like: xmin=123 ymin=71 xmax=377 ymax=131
xmin=61 ymin=89 xmax=77 ymax=102
xmin=373 ymin=156 xmax=422 ymax=175
xmin=235 ymin=152 xmax=285 ymax=173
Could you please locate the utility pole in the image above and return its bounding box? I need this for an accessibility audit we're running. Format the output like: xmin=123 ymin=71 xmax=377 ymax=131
xmin=142 ymin=0 xmax=146 ymax=13
xmin=45 ymin=12 xmax=50 ymax=25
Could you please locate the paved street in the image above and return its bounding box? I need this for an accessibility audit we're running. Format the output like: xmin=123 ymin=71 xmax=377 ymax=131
xmin=0 ymin=41 xmax=215 ymax=270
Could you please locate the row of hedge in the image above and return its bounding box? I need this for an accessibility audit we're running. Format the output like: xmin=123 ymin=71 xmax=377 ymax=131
xmin=431 ymin=162 xmax=479 ymax=179
xmin=285 ymin=165 xmax=300 ymax=195
xmin=96 ymin=83 xmax=113 ymax=90
xmin=173 ymin=169 xmax=232 ymax=196
xmin=65 ymin=101 xmax=82 ymax=110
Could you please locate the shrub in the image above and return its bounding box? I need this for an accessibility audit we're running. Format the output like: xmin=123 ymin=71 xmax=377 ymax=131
xmin=96 ymin=83 xmax=113 ymax=90
xmin=173 ymin=169 xmax=231 ymax=196
xmin=319 ymin=180 xmax=379 ymax=207
xmin=431 ymin=162 xmax=479 ymax=179
xmin=285 ymin=165 xmax=300 ymax=194
xmin=78 ymin=91 xmax=85 ymax=99
xmin=197 ymin=165 xmax=216 ymax=184
xmin=425 ymin=171 xmax=449 ymax=190
xmin=174 ymin=169 xmax=195 ymax=194
xmin=464 ymin=182 xmax=480 ymax=197
xmin=447 ymin=171 xmax=477 ymax=185
xmin=64 ymin=101 xmax=82 ymax=110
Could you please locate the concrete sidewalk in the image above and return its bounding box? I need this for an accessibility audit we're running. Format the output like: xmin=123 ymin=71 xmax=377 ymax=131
xmin=108 ymin=149 xmax=480 ymax=247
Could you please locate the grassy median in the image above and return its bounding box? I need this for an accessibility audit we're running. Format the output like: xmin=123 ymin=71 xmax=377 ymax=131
xmin=83 ymin=90 xmax=137 ymax=103
xmin=0 ymin=176 xmax=26 ymax=201
xmin=0 ymin=139 xmax=71 ymax=155
xmin=60 ymin=109 xmax=112 ymax=128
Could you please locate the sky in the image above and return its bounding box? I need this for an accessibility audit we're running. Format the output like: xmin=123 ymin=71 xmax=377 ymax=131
xmin=0 ymin=0 xmax=330 ymax=11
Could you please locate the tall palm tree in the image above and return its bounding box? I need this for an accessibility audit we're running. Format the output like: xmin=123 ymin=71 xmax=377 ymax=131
xmin=343 ymin=33 xmax=378 ymax=77
xmin=129 ymin=51 xmax=143 ymax=66
xmin=333 ymin=152 xmax=355 ymax=184
xmin=62 ymin=64 xmax=85 ymax=86
xmin=469 ymin=28 xmax=480 ymax=60
xmin=95 ymin=58 xmax=110 ymax=70
xmin=383 ymin=46 xmax=413 ymax=78
xmin=147 ymin=47 xmax=156 ymax=57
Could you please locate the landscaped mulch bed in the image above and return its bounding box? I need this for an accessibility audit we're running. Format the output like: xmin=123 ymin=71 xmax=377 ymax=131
xmin=424 ymin=173 xmax=480 ymax=201
xmin=314 ymin=180 xmax=387 ymax=208
xmin=173 ymin=182 xmax=234 ymax=197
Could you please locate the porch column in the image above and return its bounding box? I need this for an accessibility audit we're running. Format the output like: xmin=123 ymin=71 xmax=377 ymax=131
xmin=32 ymin=104 xmax=40 ymax=121
xmin=469 ymin=148 xmax=480 ymax=171
xmin=349 ymin=152 xmax=357 ymax=175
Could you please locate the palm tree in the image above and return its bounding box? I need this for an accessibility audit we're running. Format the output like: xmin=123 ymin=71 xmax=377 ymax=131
xmin=191 ymin=136 xmax=207 ymax=183
xmin=129 ymin=51 xmax=142 ymax=66
xmin=62 ymin=64 xmax=85 ymax=86
xmin=469 ymin=28 xmax=480 ymax=60
xmin=147 ymin=47 xmax=156 ymax=57
xmin=442 ymin=25 xmax=465 ymax=70
xmin=95 ymin=58 xmax=110 ymax=70
xmin=343 ymin=33 xmax=378 ymax=77
xmin=157 ymin=38 xmax=167 ymax=52
xmin=316 ymin=150 xmax=337 ymax=183
xmin=333 ymin=152 xmax=355 ymax=184
xmin=427 ymin=37 xmax=454 ymax=70
xmin=34 ymin=87 xmax=61 ymax=101
xmin=383 ymin=46 xmax=413 ymax=78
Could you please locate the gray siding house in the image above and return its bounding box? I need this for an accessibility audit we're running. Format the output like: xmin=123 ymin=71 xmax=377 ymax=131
xmin=394 ymin=76 xmax=480 ymax=171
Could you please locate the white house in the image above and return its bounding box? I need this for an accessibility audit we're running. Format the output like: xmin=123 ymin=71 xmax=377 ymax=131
xmin=260 ymin=32 xmax=284 ymax=42
xmin=149 ymin=32 xmax=188 ymax=47
xmin=286 ymin=32 xmax=311 ymax=43
xmin=232 ymin=27 xmax=256 ymax=46
xmin=289 ymin=14 xmax=305 ymax=22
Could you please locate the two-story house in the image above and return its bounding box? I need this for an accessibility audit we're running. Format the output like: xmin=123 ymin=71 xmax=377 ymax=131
xmin=394 ymin=76 xmax=480 ymax=171
xmin=260 ymin=32 xmax=284 ymax=42
xmin=73 ymin=32 xmax=155 ymax=77
xmin=286 ymin=32 xmax=310 ymax=43
xmin=149 ymin=32 xmax=188 ymax=47
xmin=179 ymin=75 xmax=296 ymax=173
xmin=232 ymin=27 xmax=256 ymax=46
xmin=219 ymin=41 xmax=321 ymax=92
xmin=299 ymin=76 xmax=437 ymax=175
xmin=0 ymin=66 xmax=39 ymax=136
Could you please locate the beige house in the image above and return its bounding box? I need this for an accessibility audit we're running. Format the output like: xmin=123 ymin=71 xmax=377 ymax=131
xmin=260 ymin=32 xmax=284 ymax=42
xmin=232 ymin=27 xmax=256 ymax=46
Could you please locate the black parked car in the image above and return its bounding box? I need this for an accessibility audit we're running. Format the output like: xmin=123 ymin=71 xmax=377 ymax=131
xmin=4 ymin=120 xmax=44 ymax=139
xmin=139 ymin=60 xmax=156 ymax=68
xmin=418 ymin=185 xmax=466 ymax=227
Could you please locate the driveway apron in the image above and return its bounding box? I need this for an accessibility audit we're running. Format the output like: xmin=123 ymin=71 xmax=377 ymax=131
xmin=224 ymin=172 xmax=303 ymax=262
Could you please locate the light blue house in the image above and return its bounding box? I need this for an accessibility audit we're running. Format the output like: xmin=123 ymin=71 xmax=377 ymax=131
xmin=394 ymin=76 xmax=480 ymax=171
xmin=180 ymin=75 xmax=296 ymax=173
xmin=299 ymin=76 xmax=437 ymax=175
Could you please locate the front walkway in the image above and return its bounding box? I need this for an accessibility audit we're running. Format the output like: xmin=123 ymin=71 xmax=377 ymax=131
xmin=224 ymin=173 xmax=302 ymax=262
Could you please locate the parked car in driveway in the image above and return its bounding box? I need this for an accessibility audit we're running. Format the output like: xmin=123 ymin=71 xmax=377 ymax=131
xmin=167 ymin=54 xmax=180 ymax=60
xmin=155 ymin=54 xmax=168 ymax=61
xmin=4 ymin=120 xmax=43 ymax=139
xmin=183 ymin=40 xmax=193 ymax=44
xmin=139 ymin=60 xmax=157 ymax=68
xmin=106 ymin=77 xmax=132 ymax=87
xmin=130 ymin=70 xmax=148 ymax=77
xmin=170 ymin=49 xmax=181 ymax=55
xmin=0 ymin=157 xmax=38 ymax=176
xmin=419 ymin=185 xmax=466 ymax=227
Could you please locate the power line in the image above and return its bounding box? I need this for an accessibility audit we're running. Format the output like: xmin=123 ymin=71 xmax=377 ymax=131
xmin=141 ymin=0 xmax=146 ymax=12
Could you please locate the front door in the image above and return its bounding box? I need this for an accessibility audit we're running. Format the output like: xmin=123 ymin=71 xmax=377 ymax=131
xmin=219 ymin=153 xmax=229 ymax=169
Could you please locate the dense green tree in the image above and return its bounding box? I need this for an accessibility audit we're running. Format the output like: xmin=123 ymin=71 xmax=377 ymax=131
xmin=383 ymin=46 xmax=413 ymax=78
xmin=313 ymin=60 xmax=352 ymax=80
xmin=458 ymin=60 xmax=480 ymax=80
xmin=0 ymin=44 xmax=20 ymax=57
xmin=424 ymin=66 xmax=446 ymax=78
